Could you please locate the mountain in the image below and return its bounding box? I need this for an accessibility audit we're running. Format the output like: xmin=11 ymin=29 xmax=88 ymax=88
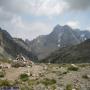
xmin=26 ymin=25 xmax=90 ymax=60
xmin=42 ymin=39 xmax=90 ymax=63
xmin=13 ymin=38 xmax=31 ymax=52
xmin=0 ymin=27 xmax=38 ymax=61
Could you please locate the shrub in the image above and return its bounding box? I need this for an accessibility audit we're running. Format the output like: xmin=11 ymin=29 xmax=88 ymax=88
xmin=20 ymin=73 xmax=29 ymax=82
xmin=78 ymin=64 xmax=86 ymax=67
xmin=68 ymin=66 xmax=79 ymax=71
xmin=66 ymin=84 xmax=72 ymax=90
xmin=28 ymin=79 xmax=39 ymax=86
xmin=0 ymin=71 xmax=5 ymax=78
xmin=82 ymin=74 xmax=89 ymax=79
xmin=40 ymin=78 xmax=56 ymax=86
xmin=0 ymin=59 xmax=12 ymax=64
xmin=63 ymin=71 xmax=68 ymax=74
xmin=51 ymin=85 xmax=56 ymax=90
xmin=0 ymin=80 xmax=11 ymax=86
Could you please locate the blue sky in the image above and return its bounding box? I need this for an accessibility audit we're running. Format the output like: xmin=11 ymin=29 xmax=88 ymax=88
xmin=0 ymin=0 xmax=90 ymax=40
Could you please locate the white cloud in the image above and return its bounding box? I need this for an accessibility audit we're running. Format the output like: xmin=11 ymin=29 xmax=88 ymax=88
xmin=0 ymin=0 xmax=89 ymax=40
xmin=7 ymin=16 xmax=52 ymax=40
xmin=0 ymin=0 xmax=68 ymax=16
xmin=30 ymin=0 xmax=68 ymax=16
xmin=0 ymin=4 xmax=53 ymax=40
xmin=86 ymin=27 xmax=90 ymax=30
xmin=66 ymin=21 xmax=80 ymax=29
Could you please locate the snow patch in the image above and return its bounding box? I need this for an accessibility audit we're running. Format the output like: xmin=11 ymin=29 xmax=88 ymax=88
xmin=81 ymin=34 xmax=87 ymax=41
xmin=57 ymin=44 xmax=61 ymax=47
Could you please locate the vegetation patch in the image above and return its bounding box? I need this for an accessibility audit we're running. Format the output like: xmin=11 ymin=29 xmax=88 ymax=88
xmin=40 ymin=78 xmax=56 ymax=86
xmin=0 ymin=59 xmax=12 ymax=64
xmin=66 ymin=84 xmax=73 ymax=90
xmin=50 ymin=85 xmax=56 ymax=90
xmin=28 ymin=79 xmax=39 ymax=86
xmin=0 ymin=71 xmax=5 ymax=78
xmin=82 ymin=74 xmax=89 ymax=79
xmin=20 ymin=73 xmax=29 ymax=82
xmin=0 ymin=80 xmax=11 ymax=86
xmin=68 ymin=66 xmax=79 ymax=71
xmin=62 ymin=71 xmax=68 ymax=74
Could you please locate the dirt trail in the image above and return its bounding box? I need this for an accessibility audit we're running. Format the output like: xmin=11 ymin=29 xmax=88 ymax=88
xmin=5 ymin=67 xmax=28 ymax=81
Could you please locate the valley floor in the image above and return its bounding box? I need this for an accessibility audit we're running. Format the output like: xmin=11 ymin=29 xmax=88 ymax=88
xmin=0 ymin=63 xmax=90 ymax=90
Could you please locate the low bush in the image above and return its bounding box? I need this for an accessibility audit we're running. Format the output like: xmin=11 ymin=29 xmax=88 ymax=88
xmin=62 ymin=71 xmax=68 ymax=74
xmin=0 ymin=71 xmax=5 ymax=78
xmin=66 ymin=84 xmax=72 ymax=90
xmin=68 ymin=66 xmax=79 ymax=71
xmin=20 ymin=73 xmax=29 ymax=82
xmin=28 ymin=79 xmax=39 ymax=86
xmin=82 ymin=74 xmax=89 ymax=79
xmin=0 ymin=80 xmax=11 ymax=86
xmin=51 ymin=85 xmax=56 ymax=90
xmin=40 ymin=78 xmax=56 ymax=86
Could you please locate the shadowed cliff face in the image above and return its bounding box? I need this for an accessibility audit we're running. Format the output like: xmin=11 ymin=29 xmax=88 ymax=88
xmin=42 ymin=39 xmax=90 ymax=63
xmin=0 ymin=27 xmax=38 ymax=61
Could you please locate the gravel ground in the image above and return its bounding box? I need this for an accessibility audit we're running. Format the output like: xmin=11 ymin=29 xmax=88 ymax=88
xmin=0 ymin=63 xmax=90 ymax=90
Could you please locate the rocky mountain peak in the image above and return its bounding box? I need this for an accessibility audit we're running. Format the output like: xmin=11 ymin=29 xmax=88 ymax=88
xmin=53 ymin=24 xmax=61 ymax=29
xmin=63 ymin=25 xmax=72 ymax=30
xmin=0 ymin=27 xmax=12 ymax=40
xmin=29 ymin=24 xmax=90 ymax=60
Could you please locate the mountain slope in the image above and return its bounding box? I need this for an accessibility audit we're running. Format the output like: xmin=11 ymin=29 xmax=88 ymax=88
xmin=0 ymin=27 xmax=38 ymax=61
xmin=14 ymin=38 xmax=31 ymax=52
xmin=26 ymin=25 xmax=90 ymax=60
xmin=42 ymin=39 xmax=90 ymax=63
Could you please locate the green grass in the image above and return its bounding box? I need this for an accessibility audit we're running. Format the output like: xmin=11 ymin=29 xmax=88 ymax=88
xmin=0 ymin=71 xmax=5 ymax=78
xmin=40 ymin=78 xmax=56 ymax=86
xmin=0 ymin=58 xmax=12 ymax=64
xmin=66 ymin=84 xmax=73 ymax=90
xmin=28 ymin=78 xmax=56 ymax=87
xmin=68 ymin=66 xmax=79 ymax=71
xmin=20 ymin=73 xmax=29 ymax=82
xmin=51 ymin=85 xmax=56 ymax=90
xmin=0 ymin=80 xmax=11 ymax=86
xmin=28 ymin=79 xmax=39 ymax=86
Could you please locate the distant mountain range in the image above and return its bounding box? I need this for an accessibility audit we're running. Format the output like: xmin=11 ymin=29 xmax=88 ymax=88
xmin=0 ymin=27 xmax=37 ymax=61
xmin=0 ymin=24 xmax=90 ymax=63
xmin=26 ymin=25 xmax=90 ymax=60
xmin=42 ymin=39 xmax=90 ymax=63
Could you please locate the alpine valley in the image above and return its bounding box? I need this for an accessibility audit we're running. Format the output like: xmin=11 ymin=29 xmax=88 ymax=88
xmin=0 ymin=25 xmax=90 ymax=63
